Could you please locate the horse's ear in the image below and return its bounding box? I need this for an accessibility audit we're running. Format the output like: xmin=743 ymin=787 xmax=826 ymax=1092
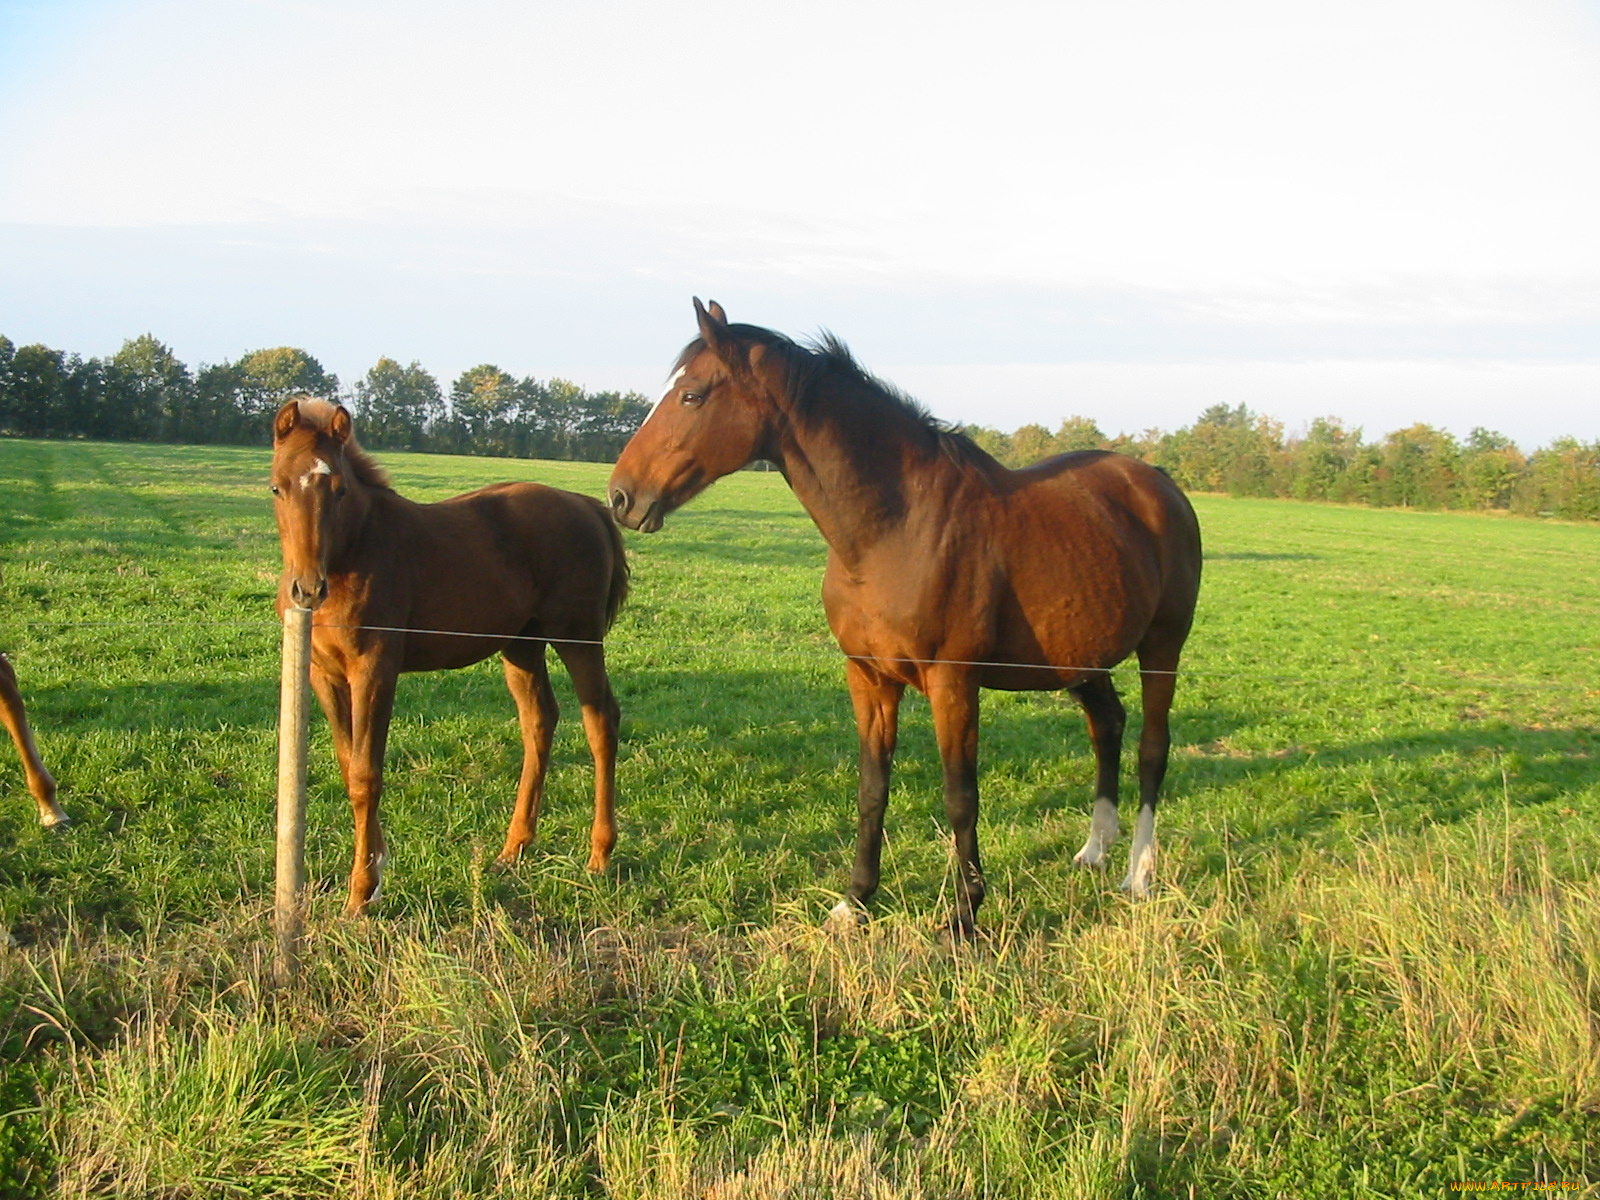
xmin=694 ymin=297 xmax=729 ymax=354
xmin=273 ymin=399 xmax=301 ymax=444
xmin=330 ymin=404 xmax=353 ymax=445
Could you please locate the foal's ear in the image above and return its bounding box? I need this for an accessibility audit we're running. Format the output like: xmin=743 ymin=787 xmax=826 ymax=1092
xmin=273 ymin=399 xmax=302 ymax=444
xmin=329 ymin=404 xmax=354 ymax=445
xmin=694 ymin=297 xmax=729 ymax=353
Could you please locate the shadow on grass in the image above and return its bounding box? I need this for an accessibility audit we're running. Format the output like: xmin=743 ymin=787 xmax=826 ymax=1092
xmin=6 ymin=659 xmax=1594 ymax=940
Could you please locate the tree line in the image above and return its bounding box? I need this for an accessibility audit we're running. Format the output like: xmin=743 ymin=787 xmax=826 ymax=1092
xmin=965 ymin=406 xmax=1600 ymax=521
xmin=3 ymin=332 xmax=1596 ymax=520
xmin=0 ymin=333 xmax=653 ymax=461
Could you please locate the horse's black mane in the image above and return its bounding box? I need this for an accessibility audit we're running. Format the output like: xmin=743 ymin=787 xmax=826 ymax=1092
xmin=680 ymin=324 xmax=996 ymax=470
xmin=294 ymin=397 xmax=392 ymax=490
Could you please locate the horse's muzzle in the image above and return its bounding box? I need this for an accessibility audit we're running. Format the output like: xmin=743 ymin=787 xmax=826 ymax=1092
xmin=289 ymin=575 xmax=329 ymax=610
xmin=609 ymin=487 xmax=664 ymax=533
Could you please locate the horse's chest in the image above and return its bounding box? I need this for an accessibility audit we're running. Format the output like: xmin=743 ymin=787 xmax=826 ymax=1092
xmin=822 ymin=553 xmax=975 ymax=656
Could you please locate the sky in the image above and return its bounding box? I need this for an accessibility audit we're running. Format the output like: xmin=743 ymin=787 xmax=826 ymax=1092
xmin=1 ymin=0 xmax=1597 ymax=450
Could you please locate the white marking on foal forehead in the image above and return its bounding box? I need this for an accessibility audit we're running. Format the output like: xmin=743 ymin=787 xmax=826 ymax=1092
xmin=297 ymin=458 xmax=332 ymax=489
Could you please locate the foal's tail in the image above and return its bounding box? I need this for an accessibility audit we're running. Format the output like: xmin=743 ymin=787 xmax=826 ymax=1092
xmin=601 ymin=504 xmax=631 ymax=631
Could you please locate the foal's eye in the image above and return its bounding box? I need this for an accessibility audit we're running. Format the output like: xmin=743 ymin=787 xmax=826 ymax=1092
xmin=270 ymin=485 xmax=282 ymax=497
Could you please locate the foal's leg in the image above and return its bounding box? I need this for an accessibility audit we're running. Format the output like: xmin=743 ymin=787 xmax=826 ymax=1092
xmin=1071 ymin=674 xmax=1126 ymax=872
xmin=0 ymin=653 xmax=65 ymax=828
xmin=835 ymin=659 xmax=904 ymax=927
xmin=927 ymin=666 xmax=985 ymax=939
xmin=312 ymin=662 xmax=397 ymax=915
xmin=554 ymin=641 xmax=620 ymax=872
xmin=496 ymin=643 xmax=557 ymax=867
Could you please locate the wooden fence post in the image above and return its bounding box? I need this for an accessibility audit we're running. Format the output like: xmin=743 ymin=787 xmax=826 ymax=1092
xmin=274 ymin=605 xmax=313 ymax=987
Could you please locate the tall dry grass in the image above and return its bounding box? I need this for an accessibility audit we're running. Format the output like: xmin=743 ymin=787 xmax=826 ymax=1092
xmin=4 ymin=806 xmax=1594 ymax=1197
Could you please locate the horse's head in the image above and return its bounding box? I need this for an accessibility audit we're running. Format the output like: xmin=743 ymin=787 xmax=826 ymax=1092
xmin=609 ymin=299 xmax=780 ymax=532
xmin=271 ymin=397 xmax=362 ymax=611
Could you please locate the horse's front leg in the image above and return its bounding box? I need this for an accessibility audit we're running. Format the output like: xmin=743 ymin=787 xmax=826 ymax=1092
xmin=833 ymin=660 xmax=904 ymax=928
xmin=311 ymin=662 xmax=396 ymax=915
xmin=0 ymin=652 xmax=65 ymax=828
xmin=928 ymin=666 xmax=984 ymax=940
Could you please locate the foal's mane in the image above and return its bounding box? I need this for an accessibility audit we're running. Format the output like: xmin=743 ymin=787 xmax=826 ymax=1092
xmin=291 ymin=397 xmax=392 ymax=491
xmin=681 ymin=325 xmax=998 ymax=471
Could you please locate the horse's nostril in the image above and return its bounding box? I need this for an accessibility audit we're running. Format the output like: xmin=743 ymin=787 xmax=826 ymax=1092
xmin=610 ymin=488 xmax=630 ymax=518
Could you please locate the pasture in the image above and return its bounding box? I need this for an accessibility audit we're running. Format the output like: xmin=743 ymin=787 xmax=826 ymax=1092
xmin=0 ymin=436 xmax=1597 ymax=1197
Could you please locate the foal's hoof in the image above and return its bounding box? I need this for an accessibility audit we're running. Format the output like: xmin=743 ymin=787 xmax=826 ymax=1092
xmin=490 ymin=850 xmax=521 ymax=874
xmin=41 ymin=813 xmax=70 ymax=832
xmin=826 ymin=899 xmax=868 ymax=933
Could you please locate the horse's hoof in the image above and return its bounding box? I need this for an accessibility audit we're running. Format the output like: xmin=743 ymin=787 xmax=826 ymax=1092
xmin=942 ymin=906 xmax=982 ymax=942
xmin=41 ymin=813 xmax=70 ymax=832
xmin=826 ymin=899 xmax=868 ymax=933
xmin=1119 ymin=874 xmax=1153 ymax=899
xmin=490 ymin=852 xmax=519 ymax=874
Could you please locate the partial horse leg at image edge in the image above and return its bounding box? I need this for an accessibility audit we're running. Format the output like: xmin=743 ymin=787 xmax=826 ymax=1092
xmin=0 ymin=651 xmax=66 ymax=829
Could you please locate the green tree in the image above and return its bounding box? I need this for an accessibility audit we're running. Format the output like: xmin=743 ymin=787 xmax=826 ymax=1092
xmin=104 ymin=334 xmax=194 ymax=441
xmin=1007 ymin=423 xmax=1058 ymax=467
xmin=229 ymin=348 xmax=340 ymax=442
xmin=1054 ymin=415 xmax=1109 ymax=450
xmin=353 ymin=358 xmax=441 ymax=451
xmin=1515 ymin=438 xmax=1600 ymax=520
xmin=1289 ymin=417 xmax=1369 ymax=503
xmin=1373 ymin=424 xmax=1459 ymax=509
xmin=1166 ymin=404 xmax=1284 ymax=496
xmin=0 ymin=342 xmax=67 ymax=436
xmin=449 ymin=365 xmax=518 ymax=455
xmin=1455 ymin=427 xmax=1525 ymax=511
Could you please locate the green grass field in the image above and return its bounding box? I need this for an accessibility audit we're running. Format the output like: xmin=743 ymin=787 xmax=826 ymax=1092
xmin=1 ymin=437 xmax=1597 ymax=1197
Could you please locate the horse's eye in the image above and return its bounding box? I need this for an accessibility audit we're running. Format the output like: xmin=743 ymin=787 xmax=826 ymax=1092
xmin=270 ymin=485 xmax=282 ymax=497
xmin=682 ymin=391 xmax=705 ymax=407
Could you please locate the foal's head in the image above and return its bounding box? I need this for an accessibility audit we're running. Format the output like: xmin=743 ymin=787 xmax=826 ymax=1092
xmin=608 ymin=298 xmax=785 ymax=532
xmin=271 ymin=397 xmax=382 ymax=610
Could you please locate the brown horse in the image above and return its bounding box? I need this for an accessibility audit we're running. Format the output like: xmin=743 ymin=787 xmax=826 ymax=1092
xmin=271 ymin=398 xmax=627 ymax=915
xmin=1 ymin=650 xmax=65 ymax=829
xmin=609 ymin=301 xmax=1201 ymax=936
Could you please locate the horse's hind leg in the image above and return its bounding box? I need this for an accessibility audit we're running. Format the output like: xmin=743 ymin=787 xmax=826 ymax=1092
xmin=554 ymin=641 xmax=620 ymax=872
xmin=1123 ymin=641 xmax=1183 ymax=898
xmin=498 ymin=643 xmax=558 ymax=867
xmin=0 ymin=653 xmax=65 ymax=828
xmin=928 ymin=666 xmax=986 ymax=939
xmin=1071 ymin=673 xmax=1125 ymax=872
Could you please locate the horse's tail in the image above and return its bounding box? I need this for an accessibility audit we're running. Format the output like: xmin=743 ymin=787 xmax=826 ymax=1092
xmin=601 ymin=504 xmax=630 ymax=632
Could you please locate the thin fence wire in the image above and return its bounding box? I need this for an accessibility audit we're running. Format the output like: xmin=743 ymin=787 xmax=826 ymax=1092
xmin=13 ymin=614 xmax=1600 ymax=696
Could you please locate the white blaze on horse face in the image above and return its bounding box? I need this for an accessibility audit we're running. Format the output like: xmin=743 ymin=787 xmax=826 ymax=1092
xmin=1121 ymin=806 xmax=1157 ymax=898
xmin=1073 ymin=797 xmax=1119 ymax=869
xmin=298 ymin=458 xmax=332 ymax=491
xmin=647 ymin=366 xmax=688 ymax=420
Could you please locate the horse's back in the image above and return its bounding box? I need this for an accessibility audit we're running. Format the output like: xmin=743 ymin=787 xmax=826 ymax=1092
xmin=403 ymin=481 xmax=626 ymax=638
xmin=997 ymin=450 xmax=1202 ymax=647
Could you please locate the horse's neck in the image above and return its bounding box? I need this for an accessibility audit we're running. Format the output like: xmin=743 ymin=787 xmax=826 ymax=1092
xmin=774 ymin=386 xmax=954 ymax=567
